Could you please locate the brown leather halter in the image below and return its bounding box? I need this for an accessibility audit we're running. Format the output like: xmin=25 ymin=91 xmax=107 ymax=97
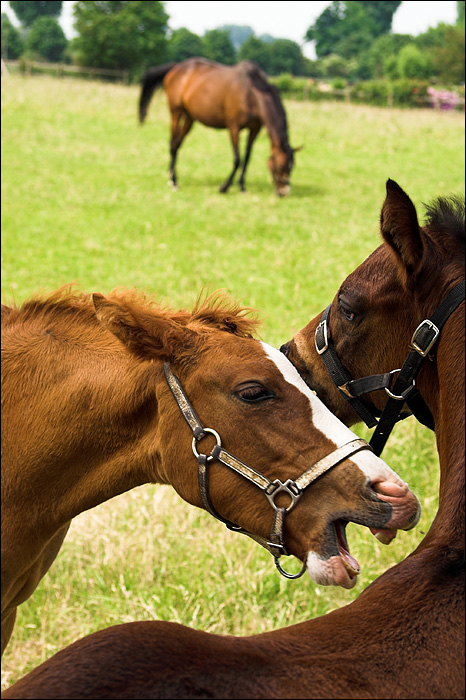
xmin=164 ymin=362 xmax=372 ymax=579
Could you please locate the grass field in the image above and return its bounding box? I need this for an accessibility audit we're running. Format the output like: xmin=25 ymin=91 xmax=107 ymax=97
xmin=1 ymin=74 xmax=464 ymax=689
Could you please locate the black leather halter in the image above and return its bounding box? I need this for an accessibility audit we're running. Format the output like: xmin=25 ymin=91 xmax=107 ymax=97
xmin=315 ymin=279 xmax=465 ymax=457
xmin=164 ymin=362 xmax=372 ymax=579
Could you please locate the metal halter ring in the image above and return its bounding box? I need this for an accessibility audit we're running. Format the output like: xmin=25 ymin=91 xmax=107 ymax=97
xmin=265 ymin=479 xmax=302 ymax=513
xmin=384 ymin=368 xmax=416 ymax=401
xmin=275 ymin=555 xmax=308 ymax=579
xmin=192 ymin=428 xmax=222 ymax=460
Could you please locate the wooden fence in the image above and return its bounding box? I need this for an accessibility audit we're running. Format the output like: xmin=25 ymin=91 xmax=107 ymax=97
xmin=2 ymin=59 xmax=129 ymax=83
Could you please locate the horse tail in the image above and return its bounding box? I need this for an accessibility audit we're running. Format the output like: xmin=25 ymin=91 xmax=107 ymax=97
xmin=139 ymin=62 xmax=177 ymax=123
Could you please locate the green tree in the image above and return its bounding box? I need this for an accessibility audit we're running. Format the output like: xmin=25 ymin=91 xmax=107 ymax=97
xmin=73 ymin=1 xmax=169 ymax=78
xmin=202 ymin=29 xmax=236 ymax=65
xmin=320 ymin=52 xmax=353 ymax=78
xmin=430 ymin=25 xmax=465 ymax=83
xmin=1 ymin=12 xmax=24 ymax=58
xmin=305 ymin=1 xmax=401 ymax=59
xmin=301 ymin=57 xmax=324 ymax=78
xmin=305 ymin=2 xmax=344 ymax=58
xmin=362 ymin=1 xmax=403 ymax=35
xmin=25 ymin=14 xmax=67 ymax=61
xmin=168 ymin=27 xmax=204 ymax=62
xmin=361 ymin=33 xmax=411 ymax=78
xmin=457 ymin=1 xmax=465 ymax=25
xmin=396 ymin=43 xmax=431 ymax=79
xmin=238 ymin=35 xmax=271 ymax=72
xmin=9 ymin=1 xmax=62 ymax=27
xmin=267 ymin=38 xmax=303 ymax=75
xmin=415 ymin=22 xmax=465 ymax=83
xmin=415 ymin=23 xmax=451 ymax=51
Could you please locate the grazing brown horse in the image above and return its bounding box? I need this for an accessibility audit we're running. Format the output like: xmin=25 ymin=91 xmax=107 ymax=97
xmin=3 ymin=182 xmax=462 ymax=699
xmin=1 ymin=287 xmax=420 ymax=658
xmin=139 ymin=58 xmax=298 ymax=196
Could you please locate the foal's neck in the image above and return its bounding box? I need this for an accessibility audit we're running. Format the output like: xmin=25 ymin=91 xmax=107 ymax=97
xmin=418 ymin=315 xmax=465 ymax=551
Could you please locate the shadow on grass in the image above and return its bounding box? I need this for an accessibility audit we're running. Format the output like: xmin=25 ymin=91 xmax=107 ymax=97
xmin=163 ymin=174 xmax=325 ymax=199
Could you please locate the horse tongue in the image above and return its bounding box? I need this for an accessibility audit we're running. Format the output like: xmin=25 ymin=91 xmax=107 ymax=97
xmin=370 ymin=527 xmax=397 ymax=545
xmin=335 ymin=521 xmax=360 ymax=576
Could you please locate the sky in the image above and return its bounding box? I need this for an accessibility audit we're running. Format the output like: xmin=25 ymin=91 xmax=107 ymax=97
xmin=1 ymin=1 xmax=460 ymax=59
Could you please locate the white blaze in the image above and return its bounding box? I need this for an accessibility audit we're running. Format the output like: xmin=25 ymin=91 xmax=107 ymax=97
xmin=260 ymin=342 xmax=407 ymax=487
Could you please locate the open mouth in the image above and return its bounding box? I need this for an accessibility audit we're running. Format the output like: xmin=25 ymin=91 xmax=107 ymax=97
xmin=333 ymin=519 xmax=361 ymax=579
xmin=307 ymin=518 xmax=393 ymax=589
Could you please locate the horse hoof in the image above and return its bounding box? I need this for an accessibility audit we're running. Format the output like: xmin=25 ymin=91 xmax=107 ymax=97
xmin=168 ymin=181 xmax=178 ymax=190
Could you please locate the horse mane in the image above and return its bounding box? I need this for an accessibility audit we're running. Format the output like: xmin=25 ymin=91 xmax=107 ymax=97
xmin=246 ymin=63 xmax=292 ymax=155
xmin=1 ymin=286 xmax=261 ymax=340
xmin=423 ymin=194 xmax=465 ymax=248
xmin=1 ymin=286 xmax=97 ymax=328
xmin=189 ymin=289 xmax=260 ymax=337
xmin=1 ymin=303 xmax=15 ymax=322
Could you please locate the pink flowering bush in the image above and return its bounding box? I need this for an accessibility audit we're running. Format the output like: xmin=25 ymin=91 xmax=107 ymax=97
xmin=427 ymin=86 xmax=461 ymax=110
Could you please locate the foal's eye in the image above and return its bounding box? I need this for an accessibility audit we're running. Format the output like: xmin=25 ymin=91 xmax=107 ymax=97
xmin=235 ymin=383 xmax=276 ymax=403
xmin=338 ymin=299 xmax=355 ymax=322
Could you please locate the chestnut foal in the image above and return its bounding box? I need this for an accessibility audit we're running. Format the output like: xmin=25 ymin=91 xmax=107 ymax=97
xmin=1 ymin=287 xmax=418 ymax=662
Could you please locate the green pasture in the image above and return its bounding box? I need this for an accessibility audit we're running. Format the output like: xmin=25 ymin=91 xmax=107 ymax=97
xmin=1 ymin=75 xmax=464 ymax=689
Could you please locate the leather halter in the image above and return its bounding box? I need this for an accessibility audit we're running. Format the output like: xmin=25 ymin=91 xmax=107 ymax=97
xmin=315 ymin=279 xmax=465 ymax=457
xmin=164 ymin=362 xmax=372 ymax=579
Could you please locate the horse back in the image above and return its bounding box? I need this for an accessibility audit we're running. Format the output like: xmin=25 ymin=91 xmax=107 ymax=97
xmin=164 ymin=58 xmax=261 ymax=129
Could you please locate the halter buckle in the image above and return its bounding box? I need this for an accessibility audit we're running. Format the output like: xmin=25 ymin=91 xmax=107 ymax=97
xmin=410 ymin=319 xmax=440 ymax=357
xmin=265 ymin=479 xmax=302 ymax=512
xmin=315 ymin=318 xmax=329 ymax=354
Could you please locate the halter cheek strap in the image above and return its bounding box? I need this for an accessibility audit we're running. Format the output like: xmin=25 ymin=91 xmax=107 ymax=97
xmin=370 ymin=279 xmax=465 ymax=455
xmin=315 ymin=305 xmax=383 ymax=429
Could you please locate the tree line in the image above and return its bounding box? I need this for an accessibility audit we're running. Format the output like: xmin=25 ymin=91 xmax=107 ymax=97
xmin=1 ymin=0 xmax=464 ymax=86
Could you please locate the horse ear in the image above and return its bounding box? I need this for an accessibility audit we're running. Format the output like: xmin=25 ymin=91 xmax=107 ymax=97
xmin=380 ymin=179 xmax=424 ymax=276
xmin=292 ymin=145 xmax=303 ymax=153
xmin=92 ymin=293 xmax=197 ymax=362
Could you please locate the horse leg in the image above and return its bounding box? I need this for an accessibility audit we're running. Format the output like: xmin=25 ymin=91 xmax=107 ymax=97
xmin=169 ymin=110 xmax=193 ymax=189
xmin=238 ymin=124 xmax=261 ymax=192
xmin=219 ymin=126 xmax=241 ymax=193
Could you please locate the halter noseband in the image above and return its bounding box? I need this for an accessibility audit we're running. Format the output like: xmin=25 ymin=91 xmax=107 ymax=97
xmin=164 ymin=362 xmax=372 ymax=579
xmin=315 ymin=279 xmax=465 ymax=456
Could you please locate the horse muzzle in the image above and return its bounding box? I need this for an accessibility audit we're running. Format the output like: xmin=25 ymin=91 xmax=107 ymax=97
xmin=277 ymin=184 xmax=291 ymax=197
xmin=303 ymin=475 xmax=421 ymax=589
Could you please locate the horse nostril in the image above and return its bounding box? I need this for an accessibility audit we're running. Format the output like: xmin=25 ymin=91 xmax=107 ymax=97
xmin=371 ymin=479 xmax=408 ymax=499
xmin=280 ymin=343 xmax=290 ymax=357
